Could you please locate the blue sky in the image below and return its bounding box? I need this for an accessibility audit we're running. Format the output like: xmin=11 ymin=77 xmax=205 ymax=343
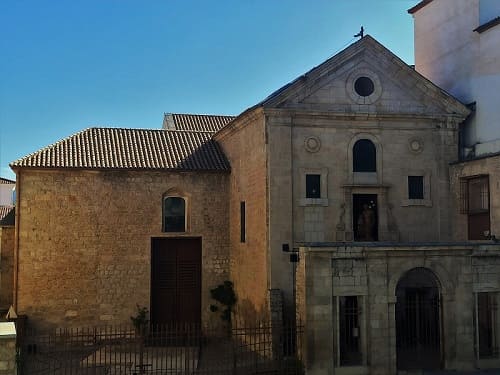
xmin=0 ymin=0 xmax=420 ymax=180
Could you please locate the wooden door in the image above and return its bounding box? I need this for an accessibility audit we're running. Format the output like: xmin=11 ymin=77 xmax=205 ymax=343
xmin=151 ymin=238 xmax=201 ymax=326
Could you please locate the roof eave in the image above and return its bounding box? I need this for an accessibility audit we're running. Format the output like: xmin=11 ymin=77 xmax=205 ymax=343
xmin=408 ymin=0 xmax=434 ymax=14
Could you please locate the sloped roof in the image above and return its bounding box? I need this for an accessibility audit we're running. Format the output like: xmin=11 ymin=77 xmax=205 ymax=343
xmin=218 ymin=35 xmax=469 ymax=134
xmin=0 ymin=205 xmax=14 ymax=225
xmin=0 ymin=177 xmax=14 ymax=184
xmin=164 ymin=113 xmax=235 ymax=132
xmin=10 ymin=127 xmax=230 ymax=171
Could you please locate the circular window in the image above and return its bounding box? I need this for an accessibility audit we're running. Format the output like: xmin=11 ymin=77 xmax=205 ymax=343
xmin=346 ymin=69 xmax=382 ymax=104
xmin=354 ymin=77 xmax=374 ymax=97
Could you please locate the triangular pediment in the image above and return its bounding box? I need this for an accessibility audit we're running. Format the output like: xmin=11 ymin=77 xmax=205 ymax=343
xmin=261 ymin=36 xmax=469 ymax=117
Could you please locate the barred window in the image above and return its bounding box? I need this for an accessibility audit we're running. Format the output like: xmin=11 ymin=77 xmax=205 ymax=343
xmin=339 ymin=296 xmax=362 ymax=366
xmin=460 ymin=176 xmax=489 ymax=214
xmin=460 ymin=176 xmax=490 ymax=240
xmin=476 ymin=292 xmax=499 ymax=359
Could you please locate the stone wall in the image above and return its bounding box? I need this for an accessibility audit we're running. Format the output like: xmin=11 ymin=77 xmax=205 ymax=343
xmin=0 ymin=227 xmax=14 ymax=311
xmin=15 ymin=169 xmax=229 ymax=329
xmin=264 ymin=108 xmax=458 ymax=315
xmin=298 ymin=244 xmax=500 ymax=375
xmin=216 ymin=109 xmax=270 ymax=322
xmin=0 ymin=322 xmax=16 ymax=375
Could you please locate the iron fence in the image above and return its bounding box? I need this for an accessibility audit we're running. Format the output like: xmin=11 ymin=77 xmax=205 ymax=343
xmin=17 ymin=320 xmax=303 ymax=375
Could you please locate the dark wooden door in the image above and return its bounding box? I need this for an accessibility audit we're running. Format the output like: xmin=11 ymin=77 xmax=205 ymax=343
xmin=151 ymin=238 xmax=201 ymax=326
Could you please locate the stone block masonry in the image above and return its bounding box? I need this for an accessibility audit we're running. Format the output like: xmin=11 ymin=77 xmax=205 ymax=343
xmin=298 ymin=244 xmax=500 ymax=374
xmin=0 ymin=322 xmax=16 ymax=375
xmin=15 ymin=169 xmax=230 ymax=329
xmin=0 ymin=227 xmax=14 ymax=311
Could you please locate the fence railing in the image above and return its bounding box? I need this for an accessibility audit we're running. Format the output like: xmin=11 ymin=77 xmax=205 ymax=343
xmin=17 ymin=320 xmax=303 ymax=375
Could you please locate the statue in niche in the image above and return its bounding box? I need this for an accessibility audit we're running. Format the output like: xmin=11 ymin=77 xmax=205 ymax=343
xmin=357 ymin=204 xmax=375 ymax=241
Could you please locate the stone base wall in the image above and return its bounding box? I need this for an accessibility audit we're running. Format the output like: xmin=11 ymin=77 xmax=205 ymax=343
xmin=298 ymin=244 xmax=500 ymax=375
xmin=0 ymin=226 xmax=14 ymax=311
xmin=0 ymin=322 xmax=16 ymax=375
xmin=15 ymin=169 xmax=229 ymax=329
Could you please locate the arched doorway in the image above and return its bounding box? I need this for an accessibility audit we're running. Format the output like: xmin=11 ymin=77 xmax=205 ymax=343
xmin=395 ymin=268 xmax=442 ymax=370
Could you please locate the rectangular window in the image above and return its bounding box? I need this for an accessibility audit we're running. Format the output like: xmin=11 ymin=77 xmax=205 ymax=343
xmin=339 ymin=296 xmax=362 ymax=366
xmin=240 ymin=201 xmax=246 ymax=243
xmin=460 ymin=176 xmax=490 ymax=240
xmin=306 ymin=174 xmax=321 ymax=198
xmin=408 ymin=176 xmax=424 ymax=199
xmin=476 ymin=292 xmax=498 ymax=358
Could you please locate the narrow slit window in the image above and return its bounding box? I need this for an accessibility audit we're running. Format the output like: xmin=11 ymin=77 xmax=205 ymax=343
xmin=306 ymin=174 xmax=321 ymax=198
xmin=408 ymin=176 xmax=424 ymax=199
xmin=240 ymin=201 xmax=246 ymax=243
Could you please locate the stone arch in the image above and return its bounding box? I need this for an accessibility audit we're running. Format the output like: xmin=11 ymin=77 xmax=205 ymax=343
xmin=162 ymin=187 xmax=191 ymax=233
xmin=394 ymin=266 xmax=444 ymax=370
xmin=388 ymin=262 xmax=454 ymax=299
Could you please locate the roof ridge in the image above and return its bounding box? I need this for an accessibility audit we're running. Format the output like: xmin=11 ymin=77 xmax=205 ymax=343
xmin=86 ymin=126 xmax=216 ymax=134
xmin=169 ymin=112 xmax=236 ymax=118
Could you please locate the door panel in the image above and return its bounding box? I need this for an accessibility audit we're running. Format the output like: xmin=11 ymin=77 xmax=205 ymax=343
xmin=151 ymin=238 xmax=201 ymax=326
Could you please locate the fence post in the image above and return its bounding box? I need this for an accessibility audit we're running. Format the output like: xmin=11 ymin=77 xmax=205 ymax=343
xmin=0 ymin=322 xmax=17 ymax=375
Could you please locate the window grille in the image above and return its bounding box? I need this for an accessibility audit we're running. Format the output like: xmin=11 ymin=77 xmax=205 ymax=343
xmin=460 ymin=176 xmax=489 ymax=214
xmin=339 ymin=296 xmax=362 ymax=366
xmin=476 ymin=292 xmax=499 ymax=359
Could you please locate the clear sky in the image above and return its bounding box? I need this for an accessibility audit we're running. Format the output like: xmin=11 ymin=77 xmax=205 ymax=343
xmin=0 ymin=0 xmax=420 ymax=180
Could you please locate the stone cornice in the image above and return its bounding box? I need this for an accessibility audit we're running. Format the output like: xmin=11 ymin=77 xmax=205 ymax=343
xmin=262 ymin=107 xmax=465 ymax=124
xmin=213 ymin=107 xmax=264 ymax=141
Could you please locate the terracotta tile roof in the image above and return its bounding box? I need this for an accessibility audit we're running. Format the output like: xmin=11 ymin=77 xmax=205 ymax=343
xmin=163 ymin=113 xmax=235 ymax=132
xmin=0 ymin=177 xmax=15 ymax=184
xmin=10 ymin=127 xmax=230 ymax=171
xmin=0 ymin=205 xmax=14 ymax=224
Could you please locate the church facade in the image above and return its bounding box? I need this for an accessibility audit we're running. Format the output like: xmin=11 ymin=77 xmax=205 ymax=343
xmin=4 ymin=34 xmax=500 ymax=374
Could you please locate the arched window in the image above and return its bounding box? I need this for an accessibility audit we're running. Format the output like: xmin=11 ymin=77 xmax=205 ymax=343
xmin=163 ymin=196 xmax=186 ymax=232
xmin=353 ymin=139 xmax=376 ymax=172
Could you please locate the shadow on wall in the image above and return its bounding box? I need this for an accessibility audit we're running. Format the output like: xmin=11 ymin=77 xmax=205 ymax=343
xmin=235 ymin=299 xmax=269 ymax=324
